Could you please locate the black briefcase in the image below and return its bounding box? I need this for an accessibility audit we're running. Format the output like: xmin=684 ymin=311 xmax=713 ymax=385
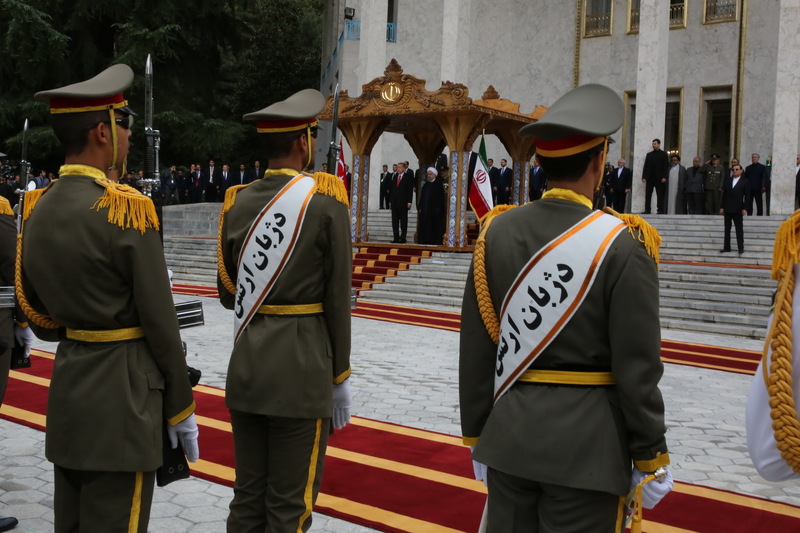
xmin=156 ymin=423 xmax=190 ymax=487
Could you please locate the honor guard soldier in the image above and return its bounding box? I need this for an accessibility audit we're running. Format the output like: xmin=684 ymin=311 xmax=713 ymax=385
xmin=17 ymin=64 xmax=199 ymax=533
xmin=217 ymin=89 xmax=352 ymax=532
xmin=459 ymin=84 xmax=672 ymax=532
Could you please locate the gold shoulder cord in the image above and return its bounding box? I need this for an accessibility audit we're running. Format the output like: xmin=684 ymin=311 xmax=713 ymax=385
xmin=763 ymin=212 xmax=800 ymax=473
xmin=601 ymin=206 xmax=661 ymax=266
xmin=473 ymin=205 xmax=516 ymax=343
xmin=15 ymin=184 xmax=61 ymax=329
xmin=312 ymin=171 xmax=350 ymax=207
xmin=217 ymin=184 xmax=251 ymax=296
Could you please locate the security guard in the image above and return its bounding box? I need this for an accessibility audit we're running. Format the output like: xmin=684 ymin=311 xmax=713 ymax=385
xmin=702 ymin=154 xmax=725 ymax=215
xmin=459 ymin=84 xmax=671 ymax=532
xmin=18 ymin=64 xmax=198 ymax=532
xmin=217 ymin=89 xmax=352 ymax=532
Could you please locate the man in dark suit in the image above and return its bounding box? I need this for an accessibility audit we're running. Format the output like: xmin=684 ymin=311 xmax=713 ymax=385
xmin=236 ymin=164 xmax=248 ymax=187
xmin=641 ymin=139 xmax=670 ymax=214
xmin=188 ymin=163 xmax=204 ymax=203
xmin=497 ymin=159 xmax=512 ymax=204
xmin=609 ymin=158 xmax=632 ymax=213
xmin=379 ymin=164 xmax=391 ymax=209
xmin=203 ymin=159 xmax=222 ymax=202
xmin=744 ymin=153 xmax=767 ymax=216
xmin=529 ymin=156 xmax=546 ymax=201
xmin=720 ymin=162 xmax=751 ymax=254
xmin=389 ymin=161 xmax=415 ymax=243
xmin=487 ymin=158 xmax=500 ymax=205
xmin=218 ymin=164 xmax=238 ymax=199
xmin=245 ymin=160 xmax=263 ymax=184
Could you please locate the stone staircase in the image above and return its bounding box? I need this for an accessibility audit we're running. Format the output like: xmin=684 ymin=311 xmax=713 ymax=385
xmin=162 ymin=209 xmax=787 ymax=340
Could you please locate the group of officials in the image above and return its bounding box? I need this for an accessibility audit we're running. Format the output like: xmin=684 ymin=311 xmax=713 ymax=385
xmin=1 ymin=61 xmax=695 ymax=533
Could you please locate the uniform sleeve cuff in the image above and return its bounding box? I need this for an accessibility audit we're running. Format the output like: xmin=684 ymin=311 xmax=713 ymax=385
xmin=634 ymin=452 xmax=670 ymax=472
xmin=333 ymin=367 xmax=351 ymax=385
xmin=167 ymin=401 xmax=196 ymax=426
xmin=462 ymin=436 xmax=479 ymax=446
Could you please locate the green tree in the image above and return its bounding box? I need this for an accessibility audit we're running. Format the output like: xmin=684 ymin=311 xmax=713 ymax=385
xmin=0 ymin=0 xmax=323 ymax=174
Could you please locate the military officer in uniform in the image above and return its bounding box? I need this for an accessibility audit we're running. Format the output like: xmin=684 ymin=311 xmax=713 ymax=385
xmin=18 ymin=64 xmax=199 ymax=532
xmin=0 ymin=194 xmax=18 ymax=533
xmin=459 ymin=84 xmax=671 ymax=532
xmin=702 ymin=154 xmax=725 ymax=215
xmin=217 ymin=89 xmax=352 ymax=532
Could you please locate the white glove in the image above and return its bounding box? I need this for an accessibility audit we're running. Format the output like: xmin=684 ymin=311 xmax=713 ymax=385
xmin=630 ymin=466 xmax=673 ymax=509
xmin=470 ymin=446 xmax=488 ymax=486
xmin=167 ymin=413 xmax=200 ymax=463
xmin=14 ymin=324 xmax=35 ymax=357
xmin=331 ymin=379 xmax=352 ymax=429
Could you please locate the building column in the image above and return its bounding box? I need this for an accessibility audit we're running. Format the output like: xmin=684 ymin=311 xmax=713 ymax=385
xmin=441 ymin=0 xmax=471 ymax=84
xmin=631 ymin=0 xmax=670 ymax=214
xmin=769 ymin=0 xmax=800 ymax=216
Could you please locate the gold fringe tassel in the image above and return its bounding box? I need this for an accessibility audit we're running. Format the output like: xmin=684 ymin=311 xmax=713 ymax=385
xmin=217 ymin=184 xmax=252 ymax=296
xmin=602 ymin=207 xmax=661 ymax=266
xmin=91 ymin=184 xmax=159 ymax=234
xmin=0 ymin=196 xmax=12 ymax=216
xmin=473 ymin=205 xmax=517 ymax=344
xmin=312 ymin=171 xmax=350 ymax=207
xmin=222 ymin=184 xmax=249 ymax=215
xmin=22 ymin=188 xmax=47 ymax=221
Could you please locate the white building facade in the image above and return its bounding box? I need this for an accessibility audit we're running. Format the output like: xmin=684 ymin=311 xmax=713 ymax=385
xmin=319 ymin=0 xmax=800 ymax=215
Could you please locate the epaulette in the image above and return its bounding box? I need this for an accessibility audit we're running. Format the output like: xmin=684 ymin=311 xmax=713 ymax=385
xmin=312 ymin=171 xmax=349 ymax=207
xmin=221 ymin=183 xmax=252 ymax=215
xmin=770 ymin=210 xmax=800 ymax=280
xmin=22 ymin=187 xmax=49 ymax=221
xmin=0 ymin=196 xmax=13 ymax=216
xmin=602 ymin=207 xmax=661 ymax=266
xmin=478 ymin=203 xmax=516 ymax=227
xmin=91 ymin=178 xmax=159 ymax=234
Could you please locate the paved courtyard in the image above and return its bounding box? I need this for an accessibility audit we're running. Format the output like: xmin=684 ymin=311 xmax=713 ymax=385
xmin=1 ymin=293 xmax=797 ymax=532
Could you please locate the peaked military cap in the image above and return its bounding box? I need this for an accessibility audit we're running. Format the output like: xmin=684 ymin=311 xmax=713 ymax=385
xmin=243 ymin=88 xmax=325 ymax=134
xmin=519 ymin=84 xmax=623 ymax=157
xmin=35 ymin=64 xmax=136 ymax=116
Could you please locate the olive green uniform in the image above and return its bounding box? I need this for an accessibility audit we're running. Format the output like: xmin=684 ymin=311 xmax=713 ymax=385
xmin=218 ymin=171 xmax=352 ymax=532
xmin=702 ymin=164 xmax=724 ymax=214
xmin=20 ymin=168 xmax=195 ymax=532
xmin=460 ymin=198 xmax=669 ymax=532
xmin=0 ymin=198 xmax=15 ymax=406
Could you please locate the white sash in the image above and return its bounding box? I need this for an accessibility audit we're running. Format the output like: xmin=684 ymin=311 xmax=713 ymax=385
xmin=493 ymin=211 xmax=626 ymax=402
xmin=234 ymin=174 xmax=316 ymax=342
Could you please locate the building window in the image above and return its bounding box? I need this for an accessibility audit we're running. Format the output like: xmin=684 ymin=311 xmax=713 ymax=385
xmin=628 ymin=0 xmax=640 ymax=33
xmin=630 ymin=0 xmax=685 ymax=33
xmin=704 ymin=0 xmax=737 ymax=23
xmin=585 ymin=0 xmax=613 ymax=37
xmin=670 ymin=0 xmax=686 ymax=28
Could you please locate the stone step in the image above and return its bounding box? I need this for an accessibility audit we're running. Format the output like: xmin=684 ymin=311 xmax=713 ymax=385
xmin=660 ymin=280 xmax=773 ymax=297
xmin=659 ymin=317 xmax=767 ymax=340
xmin=659 ymin=305 xmax=767 ymax=325
xmin=389 ymin=275 xmax=467 ymax=290
xmin=357 ymin=288 xmax=461 ymax=309
xmin=660 ymin=288 xmax=772 ymax=307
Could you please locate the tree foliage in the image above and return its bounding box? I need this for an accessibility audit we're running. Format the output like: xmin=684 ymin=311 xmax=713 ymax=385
xmin=0 ymin=0 xmax=323 ymax=172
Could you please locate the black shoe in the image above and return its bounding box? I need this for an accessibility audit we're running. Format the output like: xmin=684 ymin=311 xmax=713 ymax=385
xmin=0 ymin=516 xmax=18 ymax=532
xmin=719 ymin=249 xmax=731 ymax=253
xmin=739 ymin=249 xmax=744 ymax=255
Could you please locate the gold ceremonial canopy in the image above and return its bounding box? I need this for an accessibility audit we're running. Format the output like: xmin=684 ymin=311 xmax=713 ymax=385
xmin=319 ymin=59 xmax=546 ymax=155
xmin=320 ymin=59 xmax=547 ymax=247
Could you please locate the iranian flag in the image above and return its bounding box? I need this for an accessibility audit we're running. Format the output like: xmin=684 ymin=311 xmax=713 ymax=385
xmin=336 ymin=138 xmax=349 ymax=194
xmin=468 ymin=134 xmax=494 ymax=219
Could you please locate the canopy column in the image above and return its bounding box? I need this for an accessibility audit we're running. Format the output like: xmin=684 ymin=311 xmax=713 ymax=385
xmin=339 ymin=117 xmax=387 ymax=242
xmin=494 ymin=128 xmax=537 ymax=205
xmin=435 ymin=113 xmax=484 ymax=247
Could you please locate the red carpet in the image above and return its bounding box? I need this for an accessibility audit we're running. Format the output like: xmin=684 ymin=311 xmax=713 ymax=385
xmin=3 ymin=350 xmax=800 ymax=532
